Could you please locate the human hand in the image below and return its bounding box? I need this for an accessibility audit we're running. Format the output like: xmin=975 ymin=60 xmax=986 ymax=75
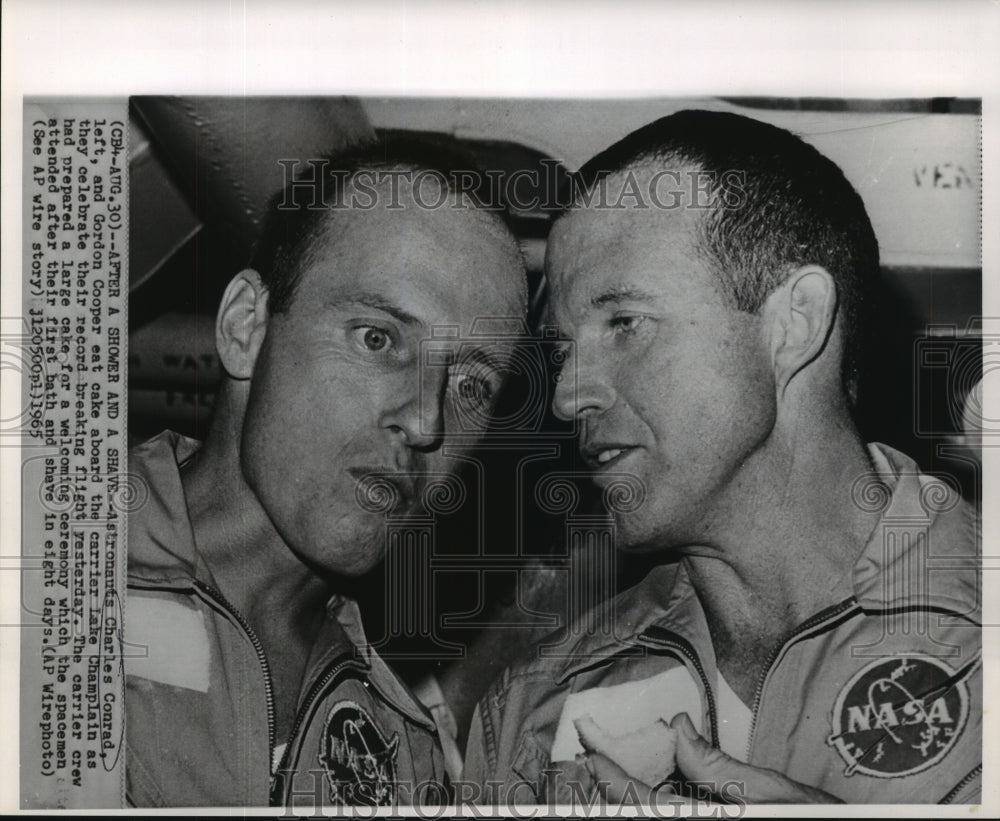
xmin=584 ymin=713 xmax=842 ymax=804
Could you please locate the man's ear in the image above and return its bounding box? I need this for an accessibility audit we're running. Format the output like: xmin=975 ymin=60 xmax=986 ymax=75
xmin=216 ymin=270 xmax=269 ymax=380
xmin=765 ymin=265 xmax=838 ymax=398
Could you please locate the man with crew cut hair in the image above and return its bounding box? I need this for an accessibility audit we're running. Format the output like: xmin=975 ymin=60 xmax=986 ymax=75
xmin=125 ymin=135 xmax=528 ymax=808
xmin=465 ymin=110 xmax=981 ymax=804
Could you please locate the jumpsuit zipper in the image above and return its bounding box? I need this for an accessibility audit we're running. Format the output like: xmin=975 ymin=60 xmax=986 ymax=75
xmin=193 ymin=580 xmax=277 ymax=769
xmin=745 ymin=598 xmax=859 ymax=760
xmin=939 ymin=764 xmax=981 ymax=804
xmin=269 ymin=652 xmax=368 ymax=804
xmin=637 ymin=628 xmax=720 ymax=748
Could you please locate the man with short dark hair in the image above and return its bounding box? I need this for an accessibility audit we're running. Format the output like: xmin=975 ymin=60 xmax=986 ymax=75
xmin=125 ymin=137 xmax=528 ymax=807
xmin=465 ymin=110 xmax=981 ymax=804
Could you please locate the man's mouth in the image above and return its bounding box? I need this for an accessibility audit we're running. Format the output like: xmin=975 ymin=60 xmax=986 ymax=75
xmin=581 ymin=445 xmax=636 ymax=470
xmin=348 ymin=467 xmax=419 ymax=508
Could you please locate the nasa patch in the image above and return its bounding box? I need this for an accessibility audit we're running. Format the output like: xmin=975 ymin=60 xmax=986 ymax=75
xmin=319 ymin=700 xmax=400 ymax=805
xmin=827 ymin=656 xmax=969 ymax=778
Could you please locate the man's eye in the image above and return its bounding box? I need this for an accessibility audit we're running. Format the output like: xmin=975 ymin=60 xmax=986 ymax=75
xmin=355 ymin=326 xmax=392 ymax=352
xmin=610 ymin=315 xmax=645 ymax=335
xmin=454 ymin=373 xmax=495 ymax=407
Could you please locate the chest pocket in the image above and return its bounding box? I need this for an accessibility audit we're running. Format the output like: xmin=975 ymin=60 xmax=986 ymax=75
xmin=511 ymin=730 xmax=547 ymax=795
xmin=508 ymin=728 xmax=597 ymax=805
xmin=125 ymin=737 xmax=169 ymax=807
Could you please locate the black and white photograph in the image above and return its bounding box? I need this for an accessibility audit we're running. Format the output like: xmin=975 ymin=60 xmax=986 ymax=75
xmin=2 ymin=2 xmax=997 ymax=816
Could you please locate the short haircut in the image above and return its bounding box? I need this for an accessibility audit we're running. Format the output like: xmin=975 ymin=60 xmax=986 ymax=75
xmin=572 ymin=109 xmax=880 ymax=406
xmin=250 ymin=133 xmax=522 ymax=315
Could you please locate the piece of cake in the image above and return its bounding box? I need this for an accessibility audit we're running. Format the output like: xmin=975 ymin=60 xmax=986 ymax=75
xmin=574 ymin=713 xmax=678 ymax=786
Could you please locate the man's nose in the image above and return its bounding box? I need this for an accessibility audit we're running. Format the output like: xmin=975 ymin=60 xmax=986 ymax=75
xmin=551 ymin=346 xmax=616 ymax=421
xmin=380 ymin=369 xmax=445 ymax=450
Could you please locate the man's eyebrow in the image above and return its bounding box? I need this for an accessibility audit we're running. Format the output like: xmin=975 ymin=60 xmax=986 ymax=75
xmin=590 ymin=287 xmax=658 ymax=308
xmin=332 ymin=292 xmax=422 ymax=326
